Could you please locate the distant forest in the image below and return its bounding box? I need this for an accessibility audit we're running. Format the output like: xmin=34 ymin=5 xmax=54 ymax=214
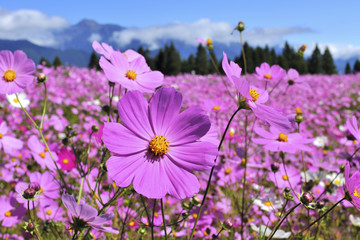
xmin=41 ymin=42 xmax=360 ymax=75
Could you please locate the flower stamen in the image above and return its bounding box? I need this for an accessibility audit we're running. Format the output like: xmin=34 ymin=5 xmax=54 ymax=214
xmin=249 ymin=88 xmax=260 ymax=102
xmin=278 ymin=133 xmax=288 ymax=142
xmin=3 ymin=70 xmax=16 ymax=82
xmin=149 ymin=135 xmax=169 ymax=156
xmin=125 ymin=70 xmax=137 ymax=80
xmin=264 ymin=74 xmax=272 ymax=79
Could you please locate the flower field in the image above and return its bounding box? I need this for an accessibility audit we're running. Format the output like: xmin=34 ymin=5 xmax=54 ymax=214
xmin=1 ymin=45 xmax=360 ymax=240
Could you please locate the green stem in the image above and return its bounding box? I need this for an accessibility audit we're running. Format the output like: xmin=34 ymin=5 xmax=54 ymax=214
xmin=40 ymin=83 xmax=48 ymax=130
xmin=239 ymin=31 xmax=247 ymax=77
xmin=15 ymin=93 xmax=37 ymax=127
xmin=27 ymin=200 xmax=43 ymax=240
xmin=267 ymin=203 xmax=301 ymax=240
xmin=190 ymin=105 xmax=243 ymax=239
xmin=161 ymin=199 xmax=168 ymax=240
xmin=240 ymin=113 xmax=249 ymax=238
xmin=297 ymin=197 xmax=345 ymax=235
xmin=77 ymin=177 xmax=84 ymax=204
xmin=151 ymin=199 xmax=157 ymax=240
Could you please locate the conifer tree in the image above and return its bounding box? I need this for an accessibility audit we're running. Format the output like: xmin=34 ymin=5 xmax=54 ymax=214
xmin=53 ymin=56 xmax=63 ymax=69
xmin=345 ymin=62 xmax=352 ymax=74
xmin=353 ymin=60 xmax=360 ymax=73
xmin=195 ymin=44 xmax=208 ymax=75
xmin=208 ymin=49 xmax=218 ymax=74
xmin=307 ymin=44 xmax=323 ymax=74
xmin=137 ymin=46 xmax=154 ymax=70
xmin=155 ymin=49 xmax=166 ymax=73
xmin=39 ymin=57 xmax=51 ymax=67
xmin=181 ymin=54 xmax=196 ymax=73
xmin=88 ymin=51 xmax=100 ymax=70
xmin=166 ymin=43 xmax=181 ymax=75
xmin=322 ymin=47 xmax=337 ymax=74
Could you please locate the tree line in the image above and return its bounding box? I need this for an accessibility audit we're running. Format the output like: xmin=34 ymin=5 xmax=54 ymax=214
xmin=41 ymin=42 xmax=360 ymax=75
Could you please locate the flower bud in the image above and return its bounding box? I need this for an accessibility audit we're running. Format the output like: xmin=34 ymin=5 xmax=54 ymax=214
xmin=108 ymin=81 xmax=115 ymax=87
xmin=181 ymin=202 xmax=190 ymax=210
xmin=191 ymin=196 xmax=201 ymax=205
xmin=102 ymin=105 xmax=110 ymax=114
xmin=29 ymin=182 xmax=41 ymax=192
xmin=316 ymin=199 xmax=326 ymax=209
xmin=295 ymin=114 xmax=303 ymax=123
xmin=27 ymin=222 xmax=35 ymax=231
xmin=297 ymin=44 xmax=307 ymax=56
xmin=284 ymin=187 xmax=291 ymax=193
xmin=91 ymin=125 xmax=99 ymax=133
xmin=37 ymin=73 xmax=47 ymax=83
xmin=236 ymin=21 xmax=245 ymax=32
xmin=223 ymin=219 xmax=233 ymax=229
xmin=300 ymin=192 xmax=314 ymax=205
xmin=65 ymin=125 xmax=73 ymax=133
xmin=339 ymin=164 xmax=345 ymax=173
xmin=23 ymin=188 xmax=37 ymax=199
xmin=271 ymin=162 xmax=280 ymax=173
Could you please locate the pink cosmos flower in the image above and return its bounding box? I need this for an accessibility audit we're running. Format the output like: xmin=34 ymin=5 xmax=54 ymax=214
xmin=222 ymin=52 xmax=292 ymax=133
xmin=255 ymin=62 xmax=286 ymax=81
xmin=0 ymin=121 xmax=23 ymax=155
xmin=346 ymin=116 xmax=360 ymax=143
xmin=62 ymin=193 xmax=119 ymax=233
xmin=0 ymin=193 xmax=26 ymax=227
xmin=252 ymin=126 xmax=313 ymax=153
xmin=28 ymin=135 xmax=58 ymax=170
xmin=287 ymin=68 xmax=311 ymax=90
xmin=93 ymin=41 xmax=143 ymax=62
xmin=57 ymin=147 xmax=77 ymax=171
xmin=0 ymin=50 xmax=35 ymax=94
xmin=103 ymin=87 xmax=217 ymax=199
xmin=100 ymin=51 xmax=163 ymax=93
xmin=344 ymin=162 xmax=360 ymax=210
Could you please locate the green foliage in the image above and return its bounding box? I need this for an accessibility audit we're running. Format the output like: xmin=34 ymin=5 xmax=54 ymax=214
xmin=195 ymin=44 xmax=208 ymax=75
xmin=181 ymin=54 xmax=196 ymax=73
xmin=345 ymin=62 xmax=352 ymax=74
xmin=353 ymin=60 xmax=360 ymax=73
xmin=308 ymin=44 xmax=323 ymax=74
xmin=88 ymin=51 xmax=100 ymax=70
xmin=137 ymin=46 xmax=155 ymax=70
xmin=322 ymin=47 xmax=337 ymax=74
xmin=52 ymin=56 xmax=63 ymax=69
xmin=39 ymin=57 xmax=51 ymax=67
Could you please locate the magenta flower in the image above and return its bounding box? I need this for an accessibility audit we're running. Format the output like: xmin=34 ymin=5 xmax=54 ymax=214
xmin=222 ymin=52 xmax=292 ymax=133
xmin=0 ymin=193 xmax=26 ymax=227
xmin=255 ymin=62 xmax=286 ymax=81
xmin=0 ymin=50 xmax=35 ymax=94
xmin=28 ymin=135 xmax=58 ymax=170
xmin=57 ymin=147 xmax=77 ymax=171
xmin=346 ymin=116 xmax=360 ymax=143
xmin=0 ymin=121 xmax=24 ymax=155
xmin=62 ymin=193 xmax=119 ymax=233
xmin=252 ymin=126 xmax=313 ymax=153
xmin=100 ymin=51 xmax=163 ymax=93
xmin=287 ymin=68 xmax=311 ymax=90
xmin=344 ymin=162 xmax=360 ymax=210
xmin=103 ymin=87 xmax=217 ymax=199
xmin=92 ymin=41 xmax=116 ymax=60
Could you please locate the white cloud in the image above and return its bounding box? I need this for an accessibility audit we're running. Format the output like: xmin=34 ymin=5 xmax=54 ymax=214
xmin=111 ymin=18 xmax=312 ymax=50
xmin=88 ymin=33 xmax=102 ymax=43
xmin=0 ymin=8 xmax=69 ymax=46
xmin=305 ymin=42 xmax=360 ymax=59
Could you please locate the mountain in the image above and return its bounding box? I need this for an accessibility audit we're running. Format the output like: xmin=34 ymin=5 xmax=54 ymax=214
xmin=0 ymin=39 xmax=90 ymax=67
xmin=0 ymin=19 xmax=357 ymax=73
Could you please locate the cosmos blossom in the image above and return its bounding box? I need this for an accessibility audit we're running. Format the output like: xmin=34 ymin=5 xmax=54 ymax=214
xmin=62 ymin=193 xmax=119 ymax=234
xmin=0 ymin=121 xmax=24 ymax=155
xmin=103 ymin=87 xmax=217 ymax=199
xmin=0 ymin=50 xmax=35 ymax=94
xmin=99 ymin=50 xmax=163 ymax=93
xmin=252 ymin=126 xmax=313 ymax=153
xmin=346 ymin=116 xmax=360 ymax=143
xmin=255 ymin=62 xmax=286 ymax=82
xmin=344 ymin=162 xmax=360 ymax=211
xmin=222 ymin=52 xmax=292 ymax=133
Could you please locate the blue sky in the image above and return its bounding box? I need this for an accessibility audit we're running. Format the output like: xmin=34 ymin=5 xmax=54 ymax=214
xmin=1 ymin=0 xmax=360 ymax=59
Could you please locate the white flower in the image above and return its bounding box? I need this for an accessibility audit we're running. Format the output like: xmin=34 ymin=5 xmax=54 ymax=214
xmin=325 ymin=172 xmax=345 ymax=187
xmin=253 ymin=192 xmax=283 ymax=212
xmin=313 ymin=136 xmax=328 ymax=148
xmin=250 ymin=223 xmax=291 ymax=239
xmin=6 ymin=93 xmax=30 ymax=108
xmin=349 ymin=214 xmax=360 ymax=226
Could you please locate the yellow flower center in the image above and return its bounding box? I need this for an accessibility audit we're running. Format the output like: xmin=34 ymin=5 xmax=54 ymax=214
xmin=295 ymin=107 xmax=302 ymax=114
xmin=354 ymin=189 xmax=360 ymax=198
xmin=5 ymin=211 xmax=11 ymax=217
xmin=62 ymin=158 xmax=69 ymax=164
xmin=39 ymin=187 xmax=43 ymax=193
xmin=353 ymin=140 xmax=357 ymax=144
xmin=225 ymin=168 xmax=232 ymax=175
xmin=154 ymin=212 xmax=158 ymax=218
xmin=278 ymin=133 xmax=288 ymax=142
xmin=149 ymin=135 xmax=169 ymax=156
xmin=192 ymin=213 xmax=198 ymax=219
xmin=241 ymin=158 xmax=246 ymax=164
xmin=11 ymin=157 xmax=16 ymax=162
xmin=249 ymin=88 xmax=260 ymax=102
xmin=39 ymin=152 xmax=46 ymax=158
xmin=264 ymin=74 xmax=272 ymax=79
xmin=334 ymin=179 xmax=341 ymax=185
xmin=18 ymin=154 xmax=22 ymax=159
xmin=3 ymin=70 xmax=16 ymax=82
xmin=112 ymin=182 xmax=117 ymax=189
xmin=212 ymin=105 xmax=220 ymax=111
xmin=172 ymin=232 xmax=177 ymax=237
xmin=206 ymin=38 xmax=213 ymax=45
xmin=46 ymin=210 xmax=52 ymax=215
xmin=125 ymin=70 xmax=137 ymax=80
xmin=282 ymin=175 xmax=289 ymax=181
xmin=264 ymin=201 xmax=273 ymax=207
xmin=44 ymin=147 xmax=49 ymax=152
xmin=128 ymin=221 xmax=135 ymax=227
xmin=13 ymin=98 xmax=19 ymax=103
xmin=0 ymin=133 xmax=3 ymax=139
xmin=229 ymin=131 xmax=235 ymax=137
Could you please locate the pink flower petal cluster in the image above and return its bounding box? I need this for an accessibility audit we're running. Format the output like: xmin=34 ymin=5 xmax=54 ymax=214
xmin=345 ymin=162 xmax=360 ymax=211
xmin=103 ymin=87 xmax=217 ymax=199
xmin=255 ymin=62 xmax=286 ymax=81
xmin=0 ymin=50 xmax=35 ymax=94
